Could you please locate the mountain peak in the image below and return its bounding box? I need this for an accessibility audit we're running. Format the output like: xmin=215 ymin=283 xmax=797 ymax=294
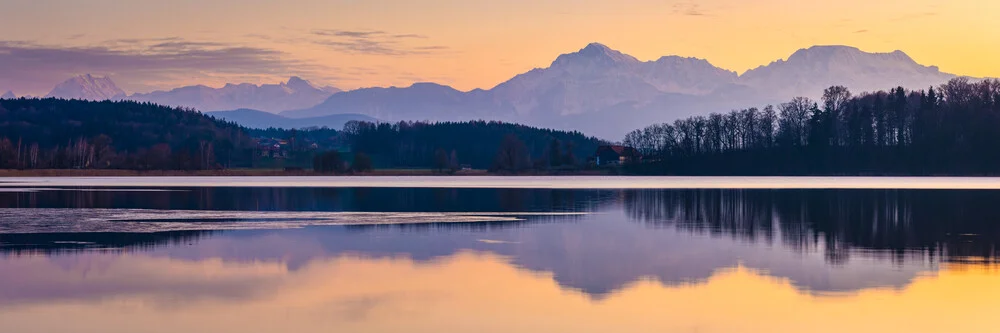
xmin=284 ymin=76 xmax=314 ymax=89
xmin=45 ymin=74 xmax=126 ymax=101
xmin=581 ymin=42 xmax=613 ymax=53
xmin=1 ymin=91 xmax=15 ymax=99
xmin=551 ymin=42 xmax=639 ymax=68
xmin=786 ymin=45 xmax=917 ymax=64
xmin=406 ymin=82 xmax=462 ymax=93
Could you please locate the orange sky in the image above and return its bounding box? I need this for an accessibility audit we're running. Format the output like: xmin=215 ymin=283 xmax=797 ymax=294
xmin=1 ymin=0 xmax=999 ymax=93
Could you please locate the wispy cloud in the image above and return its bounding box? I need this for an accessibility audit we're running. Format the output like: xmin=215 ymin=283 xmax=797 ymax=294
xmin=309 ymin=29 xmax=448 ymax=56
xmin=672 ymin=1 xmax=710 ymax=17
xmin=0 ymin=38 xmax=329 ymax=94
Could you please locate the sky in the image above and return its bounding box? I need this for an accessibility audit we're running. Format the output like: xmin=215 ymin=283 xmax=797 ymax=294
xmin=1 ymin=0 xmax=998 ymax=95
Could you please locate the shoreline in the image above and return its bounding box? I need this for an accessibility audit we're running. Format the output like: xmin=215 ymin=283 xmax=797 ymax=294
xmin=0 ymin=169 xmax=481 ymax=177
xmin=0 ymin=169 xmax=610 ymax=177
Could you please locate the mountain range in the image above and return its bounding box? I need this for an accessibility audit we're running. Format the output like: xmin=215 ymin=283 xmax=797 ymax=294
xmin=1 ymin=91 xmax=14 ymax=99
xmin=39 ymin=44 xmax=959 ymax=138
xmin=43 ymin=76 xmax=340 ymax=113
xmin=283 ymin=44 xmax=957 ymax=138
xmin=131 ymin=76 xmax=339 ymax=113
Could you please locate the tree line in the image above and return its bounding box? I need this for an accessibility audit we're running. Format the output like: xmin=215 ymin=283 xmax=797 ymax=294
xmin=0 ymin=98 xmax=254 ymax=170
xmin=343 ymin=120 xmax=603 ymax=171
xmin=0 ymin=98 xmax=605 ymax=172
xmin=623 ymin=78 xmax=1000 ymax=175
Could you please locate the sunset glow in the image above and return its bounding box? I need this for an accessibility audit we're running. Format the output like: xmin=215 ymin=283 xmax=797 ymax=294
xmin=3 ymin=0 xmax=998 ymax=94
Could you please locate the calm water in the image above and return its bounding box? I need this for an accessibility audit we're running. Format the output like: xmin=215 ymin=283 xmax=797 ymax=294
xmin=2 ymin=177 xmax=1000 ymax=332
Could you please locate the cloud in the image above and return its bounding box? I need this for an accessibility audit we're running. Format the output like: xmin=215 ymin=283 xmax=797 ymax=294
xmin=309 ymin=29 xmax=447 ymax=56
xmin=391 ymin=34 xmax=428 ymax=39
xmin=314 ymin=30 xmax=386 ymax=38
xmin=854 ymin=29 xmax=869 ymax=34
xmin=672 ymin=2 xmax=710 ymax=17
xmin=0 ymin=38 xmax=329 ymax=94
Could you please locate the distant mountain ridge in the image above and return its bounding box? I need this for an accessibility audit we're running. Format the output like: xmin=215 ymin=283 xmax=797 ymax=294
xmin=284 ymin=43 xmax=958 ymax=138
xmin=207 ymin=109 xmax=375 ymax=130
xmin=738 ymin=45 xmax=955 ymax=99
xmin=131 ymin=76 xmax=339 ymax=113
xmin=43 ymin=76 xmax=341 ymax=113
xmin=1 ymin=91 xmax=14 ymax=99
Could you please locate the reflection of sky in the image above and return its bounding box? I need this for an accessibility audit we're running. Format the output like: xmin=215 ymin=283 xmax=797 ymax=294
xmin=0 ymin=251 xmax=997 ymax=333
xmin=0 ymin=209 xmax=931 ymax=304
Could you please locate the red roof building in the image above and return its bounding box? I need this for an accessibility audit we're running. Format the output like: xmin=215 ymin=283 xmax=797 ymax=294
xmin=594 ymin=145 xmax=642 ymax=166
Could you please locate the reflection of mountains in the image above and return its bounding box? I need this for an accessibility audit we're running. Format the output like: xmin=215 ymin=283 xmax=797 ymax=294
xmin=622 ymin=190 xmax=1000 ymax=263
xmin=3 ymin=188 xmax=1000 ymax=298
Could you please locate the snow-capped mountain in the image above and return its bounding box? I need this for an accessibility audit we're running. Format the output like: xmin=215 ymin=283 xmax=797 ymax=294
xmin=489 ymin=43 xmax=737 ymax=116
xmin=1 ymin=91 xmax=14 ymax=99
xmin=130 ymin=76 xmax=338 ymax=113
xmin=738 ymin=45 xmax=955 ymax=99
xmin=283 ymin=43 xmax=959 ymax=138
xmin=45 ymin=74 xmax=127 ymax=101
xmin=36 ymin=44 xmax=962 ymax=138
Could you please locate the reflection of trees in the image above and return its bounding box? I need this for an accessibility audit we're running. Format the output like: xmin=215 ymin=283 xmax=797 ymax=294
xmin=0 ymin=231 xmax=214 ymax=255
xmin=5 ymin=187 xmax=1000 ymax=265
xmin=0 ymin=188 xmax=616 ymax=213
xmin=624 ymin=189 xmax=1000 ymax=264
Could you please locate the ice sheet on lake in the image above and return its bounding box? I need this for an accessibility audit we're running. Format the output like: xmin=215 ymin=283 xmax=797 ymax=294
xmin=0 ymin=209 xmax=584 ymax=234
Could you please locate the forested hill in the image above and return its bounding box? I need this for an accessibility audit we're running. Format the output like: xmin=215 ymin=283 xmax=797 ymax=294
xmin=0 ymin=98 xmax=605 ymax=171
xmin=345 ymin=121 xmax=605 ymax=170
xmin=623 ymin=78 xmax=1000 ymax=175
xmin=0 ymin=98 xmax=254 ymax=169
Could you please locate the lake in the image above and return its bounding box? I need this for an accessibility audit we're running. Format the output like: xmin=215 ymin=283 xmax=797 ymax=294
xmin=1 ymin=177 xmax=999 ymax=333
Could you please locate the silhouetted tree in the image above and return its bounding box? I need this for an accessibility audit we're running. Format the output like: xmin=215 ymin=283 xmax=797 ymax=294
xmin=492 ymin=134 xmax=532 ymax=172
xmin=548 ymin=139 xmax=563 ymax=168
xmin=434 ymin=148 xmax=449 ymax=173
xmin=313 ymin=151 xmax=345 ymax=173
xmin=352 ymin=152 xmax=373 ymax=172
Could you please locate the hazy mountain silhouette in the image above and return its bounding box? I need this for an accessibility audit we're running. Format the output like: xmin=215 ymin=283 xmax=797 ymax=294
xmin=283 ymin=82 xmax=503 ymax=121
xmin=35 ymin=44 xmax=962 ymax=138
xmin=130 ymin=76 xmax=339 ymax=113
xmin=281 ymin=43 xmax=958 ymax=138
xmin=1 ymin=91 xmax=14 ymax=99
xmin=45 ymin=74 xmax=127 ymax=101
xmin=207 ymin=108 xmax=375 ymax=130
xmin=738 ymin=45 xmax=955 ymax=100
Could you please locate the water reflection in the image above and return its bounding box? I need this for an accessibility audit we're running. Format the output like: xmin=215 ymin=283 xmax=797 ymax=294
xmin=0 ymin=211 xmax=943 ymax=296
xmin=2 ymin=186 xmax=1000 ymax=332
xmin=1 ymin=251 xmax=998 ymax=333
xmin=622 ymin=189 xmax=1000 ymax=263
xmin=0 ymin=187 xmax=614 ymax=212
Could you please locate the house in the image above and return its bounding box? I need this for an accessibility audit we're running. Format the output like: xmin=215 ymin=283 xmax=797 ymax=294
xmin=594 ymin=145 xmax=642 ymax=166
